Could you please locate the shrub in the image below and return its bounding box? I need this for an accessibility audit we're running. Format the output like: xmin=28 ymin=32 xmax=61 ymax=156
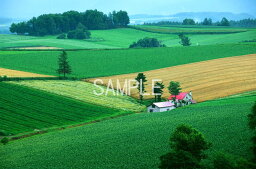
xmin=179 ymin=34 xmax=191 ymax=46
xmin=0 ymin=75 xmax=8 ymax=82
xmin=67 ymin=30 xmax=76 ymax=39
xmin=67 ymin=29 xmax=91 ymax=40
xmin=0 ymin=130 xmax=9 ymax=136
xmin=1 ymin=137 xmax=9 ymax=145
xmin=129 ymin=37 xmax=165 ymax=48
xmin=57 ymin=33 xmax=66 ymax=39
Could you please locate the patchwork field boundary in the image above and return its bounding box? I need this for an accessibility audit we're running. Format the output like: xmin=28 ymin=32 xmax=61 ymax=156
xmin=87 ymin=54 xmax=256 ymax=102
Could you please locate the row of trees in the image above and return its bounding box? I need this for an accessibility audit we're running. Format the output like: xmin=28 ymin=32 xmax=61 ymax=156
xmin=182 ymin=17 xmax=230 ymax=26
xmin=145 ymin=18 xmax=256 ymax=27
xmin=159 ymin=102 xmax=256 ymax=168
xmin=135 ymin=73 xmax=183 ymax=105
xmin=10 ymin=10 xmax=130 ymax=36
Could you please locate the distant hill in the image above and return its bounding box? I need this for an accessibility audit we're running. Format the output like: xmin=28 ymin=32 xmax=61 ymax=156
xmin=130 ymin=12 xmax=255 ymax=24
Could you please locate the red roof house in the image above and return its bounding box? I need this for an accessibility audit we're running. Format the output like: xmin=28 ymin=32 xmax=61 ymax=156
xmin=168 ymin=92 xmax=188 ymax=100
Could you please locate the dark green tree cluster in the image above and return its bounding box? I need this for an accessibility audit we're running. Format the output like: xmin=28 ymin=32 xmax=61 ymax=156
xmin=159 ymin=124 xmax=211 ymax=169
xmin=145 ymin=18 xmax=256 ymax=27
xmin=10 ymin=10 xmax=130 ymax=36
xmin=129 ymin=37 xmax=166 ymax=48
xmin=67 ymin=23 xmax=91 ymax=39
xmin=179 ymin=34 xmax=191 ymax=46
xmin=230 ymin=18 xmax=256 ymax=27
xmin=182 ymin=18 xmax=196 ymax=25
xmin=217 ymin=17 xmax=230 ymax=26
xmin=202 ymin=18 xmax=212 ymax=25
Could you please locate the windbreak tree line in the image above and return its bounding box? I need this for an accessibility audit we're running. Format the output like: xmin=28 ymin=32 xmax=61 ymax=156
xmin=145 ymin=18 xmax=256 ymax=27
xmin=10 ymin=10 xmax=130 ymax=36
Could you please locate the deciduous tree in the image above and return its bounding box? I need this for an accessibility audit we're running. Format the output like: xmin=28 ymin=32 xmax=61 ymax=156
xmin=159 ymin=124 xmax=211 ymax=169
xmin=135 ymin=73 xmax=147 ymax=103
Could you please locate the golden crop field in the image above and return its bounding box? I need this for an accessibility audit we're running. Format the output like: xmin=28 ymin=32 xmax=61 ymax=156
xmin=87 ymin=54 xmax=256 ymax=102
xmin=0 ymin=68 xmax=54 ymax=77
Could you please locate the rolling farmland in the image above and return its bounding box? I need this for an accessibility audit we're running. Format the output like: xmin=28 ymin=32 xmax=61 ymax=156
xmin=0 ymin=82 xmax=131 ymax=135
xmin=0 ymin=43 xmax=256 ymax=78
xmin=10 ymin=80 xmax=145 ymax=112
xmin=87 ymin=54 xmax=256 ymax=102
xmin=0 ymin=94 xmax=254 ymax=169
xmin=0 ymin=27 xmax=255 ymax=49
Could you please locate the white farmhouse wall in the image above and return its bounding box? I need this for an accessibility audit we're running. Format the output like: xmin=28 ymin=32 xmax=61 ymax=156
xmin=147 ymin=105 xmax=175 ymax=112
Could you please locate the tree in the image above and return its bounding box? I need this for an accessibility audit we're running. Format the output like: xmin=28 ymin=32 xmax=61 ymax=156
xmin=135 ymin=73 xmax=147 ymax=103
xmin=202 ymin=18 xmax=212 ymax=25
xmin=153 ymin=82 xmax=164 ymax=102
xmin=113 ymin=10 xmax=130 ymax=27
xmin=248 ymin=102 xmax=256 ymax=161
xmin=159 ymin=124 xmax=211 ymax=169
xmin=57 ymin=51 xmax=72 ymax=78
xmin=179 ymin=34 xmax=191 ymax=46
xmin=219 ymin=17 xmax=230 ymax=26
xmin=168 ymin=81 xmax=182 ymax=106
xmin=182 ymin=18 xmax=196 ymax=25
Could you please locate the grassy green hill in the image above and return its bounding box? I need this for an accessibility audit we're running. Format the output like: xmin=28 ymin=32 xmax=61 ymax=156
xmin=0 ymin=93 xmax=254 ymax=169
xmin=0 ymin=43 xmax=256 ymax=78
xmin=0 ymin=82 xmax=134 ymax=135
xmin=0 ymin=27 xmax=255 ymax=49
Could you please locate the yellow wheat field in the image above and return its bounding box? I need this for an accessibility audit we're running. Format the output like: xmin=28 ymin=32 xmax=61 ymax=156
xmin=87 ymin=54 xmax=256 ymax=102
xmin=0 ymin=68 xmax=54 ymax=78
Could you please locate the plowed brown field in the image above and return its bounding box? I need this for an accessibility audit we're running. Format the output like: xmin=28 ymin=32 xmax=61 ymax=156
xmin=87 ymin=54 xmax=256 ymax=102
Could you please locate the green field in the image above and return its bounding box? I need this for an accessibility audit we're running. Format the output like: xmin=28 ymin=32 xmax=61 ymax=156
xmin=10 ymin=80 xmax=145 ymax=112
xmin=0 ymin=43 xmax=256 ymax=78
xmin=0 ymin=27 xmax=255 ymax=49
xmin=133 ymin=25 xmax=248 ymax=34
xmin=0 ymin=93 xmax=254 ymax=169
xmin=0 ymin=28 xmax=171 ymax=49
xmin=0 ymin=82 xmax=133 ymax=135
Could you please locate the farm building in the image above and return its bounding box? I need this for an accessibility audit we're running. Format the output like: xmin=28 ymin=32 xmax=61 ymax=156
xmin=147 ymin=101 xmax=175 ymax=112
xmin=168 ymin=91 xmax=196 ymax=107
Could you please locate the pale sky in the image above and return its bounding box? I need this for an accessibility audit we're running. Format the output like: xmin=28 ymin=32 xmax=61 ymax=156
xmin=1 ymin=0 xmax=255 ymax=19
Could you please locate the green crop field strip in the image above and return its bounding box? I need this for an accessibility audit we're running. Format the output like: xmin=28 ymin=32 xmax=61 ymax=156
xmin=0 ymin=82 xmax=133 ymax=135
xmin=0 ymin=43 xmax=256 ymax=78
xmin=0 ymin=94 xmax=254 ymax=169
xmin=0 ymin=27 xmax=255 ymax=49
xmin=133 ymin=25 xmax=248 ymax=34
xmin=10 ymin=80 xmax=145 ymax=112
